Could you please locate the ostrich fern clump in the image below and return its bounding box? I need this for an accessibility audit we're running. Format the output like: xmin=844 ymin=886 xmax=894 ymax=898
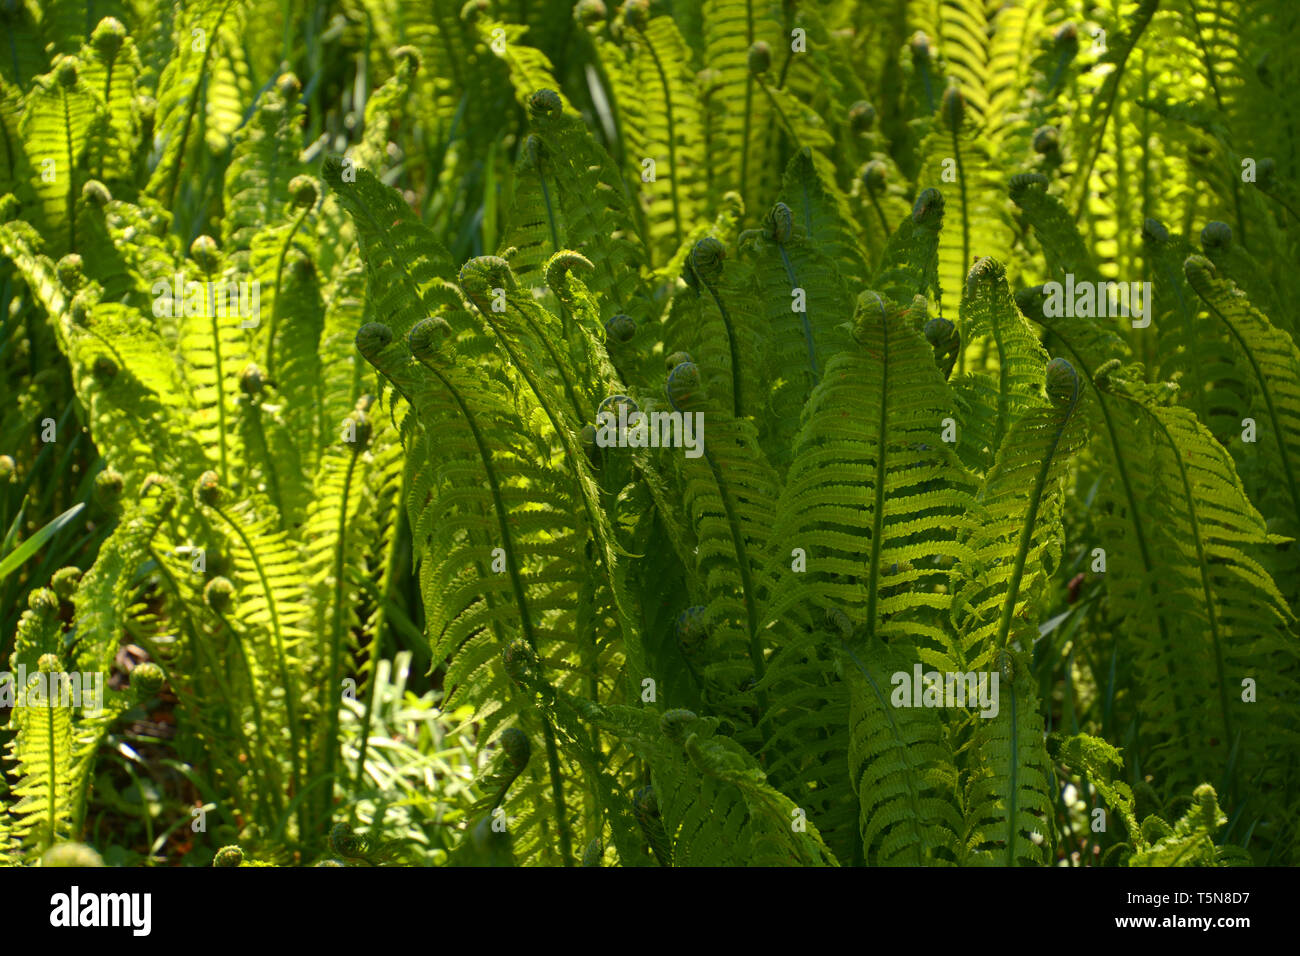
xmin=2 ymin=0 xmax=1299 ymax=867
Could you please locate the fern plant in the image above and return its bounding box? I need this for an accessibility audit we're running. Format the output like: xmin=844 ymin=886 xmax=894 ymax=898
xmin=2 ymin=0 xmax=1298 ymax=867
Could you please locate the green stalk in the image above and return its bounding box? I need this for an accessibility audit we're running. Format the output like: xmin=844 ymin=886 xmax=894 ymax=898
xmin=214 ymin=607 xmax=282 ymax=824
xmin=739 ymin=0 xmax=756 ymax=206
xmin=209 ymin=502 xmax=305 ymax=843
xmin=1004 ymin=679 xmax=1020 ymax=867
xmin=147 ymin=544 xmax=274 ymax=826
xmin=353 ymin=469 xmax=407 ymax=791
xmin=46 ymin=687 xmax=57 ymax=851
xmin=1047 ymin=330 xmax=1191 ymax=744
xmin=242 ymin=401 xmax=284 ymax=520
xmin=61 ymin=88 xmax=76 ymax=251
xmin=1112 ymin=393 xmax=1236 ymax=780
xmin=411 ymin=353 xmax=574 ymax=865
xmin=265 ymin=203 xmax=311 ymax=380
xmin=699 ymin=277 xmax=745 ymax=417
xmin=862 ymin=299 xmax=890 ymax=642
xmin=206 ymin=272 xmax=231 ymax=485
xmin=162 ymin=0 xmax=237 ymax=209
xmin=706 ymin=451 xmax=763 ymax=682
xmin=990 ymin=392 xmax=1080 ymax=866
xmin=96 ymin=59 xmax=114 ymax=182
xmin=776 ymin=242 xmax=817 ymax=377
xmin=951 ymin=128 xmax=969 ymax=375
xmin=636 ymin=26 xmax=684 ymax=250
xmin=318 ymin=447 xmax=360 ymax=832
xmin=1196 ymin=291 xmax=1300 ymax=527
xmin=869 ymin=193 xmax=890 ymax=238
xmin=740 ymin=77 xmax=755 ymax=209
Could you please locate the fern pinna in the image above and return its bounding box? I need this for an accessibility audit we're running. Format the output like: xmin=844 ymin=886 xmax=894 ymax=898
xmin=2 ymin=0 xmax=1299 ymax=867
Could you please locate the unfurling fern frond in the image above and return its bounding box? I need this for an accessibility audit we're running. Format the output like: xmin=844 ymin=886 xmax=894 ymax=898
xmin=950 ymin=358 xmax=1088 ymax=865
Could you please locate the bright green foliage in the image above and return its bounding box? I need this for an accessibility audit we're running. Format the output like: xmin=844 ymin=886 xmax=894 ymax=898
xmin=2 ymin=0 xmax=1299 ymax=868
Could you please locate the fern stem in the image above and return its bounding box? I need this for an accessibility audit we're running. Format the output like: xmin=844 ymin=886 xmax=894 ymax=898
xmin=161 ymin=0 xmax=236 ymax=210
xmin=995 ymin=409 xmax=1075 ymax=656
xmin=1004 ymin=678 xmax=1019 ymax=866
xmin=538 ymin=165 xmax=561 ymax=254
xmin=700 ymin=278 xmax=745 ymax=417
xmin=839 ymin=642 xmax=928 ymax=865
xmin=61 ymin=88 xmax=76 ymax=252
xmin=209 ymin=287 xmax=231 ymax=485
xmin=994 ymin=393 xmax=1078 ymax=867
xmin=212 ymin=606 xmax=281 ymax=823
xmin=637 ymin=29 xmax=684 ymax=250
xmin=740 ymin=78 xmax=755 ymax=209
xmin=242 ymin=401 xmax=284 ymax=520
xmin=776 ymin=242 xmax=817 ymax=377
xmin=45 ymin=686 xmax=57 ymax=851
xmin=97 ymin=60 xmax=114 ymax=182
xmin=1048 ymin=333 xmax=1192 ymax=745
xmin=534 ymin=167 xmax=571 ymax=339
xmin=411 ymin=354 xmax=575 ymax=865
xmin=863 ymin=297 xmax=889 ymax=640
xmin=466 ymin=292 xmax=634 ymax=654
xmin=1109 ymin=391 xmax=1237 ymax=770
xmin=265 ymin=203 xmax=311 ymax=381
xmin=869 ymin=194 xmax=890 ymax=239
xmin=739 ymin=0 xmax=756 ymax=206
xmin=210 ymin=502 xmax=305 ymax=843
xmin=506 ymin=302 xmax=589 ymax=423
xmin=353 ymin=468 xmax=407 ymax=791
xmin=700 ymin=449 xmax=763 ymax=682
xmin=951 ymin=130 xmax=969 ymax=375
xmin=1196 ymin=291 xmax=1300 ymax=530
xmin=148 ymin=543 xmax=275 ymax=825
xmin=1071 ymin=1 xmax=1158 ymax=221
xmin=318 ymin=447 xmax=360 ymax=833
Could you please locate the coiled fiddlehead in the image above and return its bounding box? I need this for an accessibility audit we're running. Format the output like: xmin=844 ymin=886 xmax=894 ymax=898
xmin=544 ymin=250 xmax=595 ymax=300
xmin=1046 ymin=356 xmax=1081 ymax=408
xmin=527 ymin=87 xmax=563 ymax=122
xmin=50 ymin=567 xmax=82 ymax=600
xmin=912 ymin=187 xmax=944 ymax=228
xmin=203 ymin=576 xmax=235 ymax=612
xmin=213 ymin=845 xmax=244 ymax=867
xmin=660 ymin=708 xmax=699 ymax=741
xmin=604 ymin=313 xmax=636 ymax=345
xmin=665 ymin=350 xmax=693 ymax=371
xmin=665 ymin=361 xmax=702 ymax=411
xmin=848 ymin=100 xmax=876 ymax=134
xmin=862 ymin=160 xmax=890 ymax=236
xmin=458 ymin=255 xmax=516 ymax=307
xmin=766 ymin=201 xmax=793 ymax=244
xmin=685 ymin=236 xmax=724 ymax=288
xmin=1200 ymin=220 xmax=1232 ymax=255
xmin=130 ymin=661 xmax=165 ymax=699
xmin=408 ymin=316 xmax=454 ymax=364
xmin=354 ymin=322 xmax=395 ymax=371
